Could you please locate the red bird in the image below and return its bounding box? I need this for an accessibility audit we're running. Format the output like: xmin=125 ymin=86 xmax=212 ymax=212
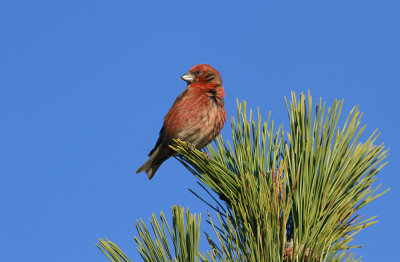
xmin=136 ymin=64 xmax=227 ymax=179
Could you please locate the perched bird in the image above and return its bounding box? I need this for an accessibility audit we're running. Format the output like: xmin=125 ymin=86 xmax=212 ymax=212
xmin=136 ymin=64 xmax=227 ymax=179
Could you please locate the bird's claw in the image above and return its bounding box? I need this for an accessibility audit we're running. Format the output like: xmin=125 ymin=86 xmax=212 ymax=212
xmin=186 ymin=142 xmax=196 ymax=150
xmin=202 ymin=151 xmax=212 ymax=161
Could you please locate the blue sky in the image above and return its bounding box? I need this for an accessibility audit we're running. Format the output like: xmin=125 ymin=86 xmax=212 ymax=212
xmin=1 ymin=1 xmax=399 ymax=261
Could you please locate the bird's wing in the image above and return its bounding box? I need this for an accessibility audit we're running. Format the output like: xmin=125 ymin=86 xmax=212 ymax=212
xmin=148 ymin=126 xmax=165 ymax=156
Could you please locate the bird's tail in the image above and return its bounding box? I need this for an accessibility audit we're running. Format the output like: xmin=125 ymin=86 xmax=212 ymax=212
xmin=136 ymin=147 xmax=170 ymax=180
xmin=136 ymin=157 xmax=162 ymax=180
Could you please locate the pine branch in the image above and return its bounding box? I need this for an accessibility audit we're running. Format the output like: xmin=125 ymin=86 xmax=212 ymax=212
xmin=172 ymin=92 xmax=389 ymax=261
xmin=97 ymin=92 xmax=389 ymax=262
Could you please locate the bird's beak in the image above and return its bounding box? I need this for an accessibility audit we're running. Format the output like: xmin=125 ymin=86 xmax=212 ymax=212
xmin=180 ymin=72 xmax=194 ymax=83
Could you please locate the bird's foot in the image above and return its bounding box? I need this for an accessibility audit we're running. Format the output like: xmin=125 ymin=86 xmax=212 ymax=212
xmin=186 ymin=142 xmax=196 ymax=150
xmin=202 ymin=151 xmax=212 ymax=161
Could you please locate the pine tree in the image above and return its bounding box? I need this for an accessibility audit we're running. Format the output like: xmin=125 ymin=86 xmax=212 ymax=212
xmin=97 ymin=92 xmax=389 ymax=262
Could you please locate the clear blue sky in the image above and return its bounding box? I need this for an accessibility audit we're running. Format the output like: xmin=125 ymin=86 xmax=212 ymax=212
xmin=1 ymin=1 xmax=399 ymax=261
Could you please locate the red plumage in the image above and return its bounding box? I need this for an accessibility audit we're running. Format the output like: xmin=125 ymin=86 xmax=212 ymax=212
xmin=136 ymin=64 xmax=227 ymax=179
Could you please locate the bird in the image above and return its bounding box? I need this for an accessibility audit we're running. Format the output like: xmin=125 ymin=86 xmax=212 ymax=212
xmin=136 ymin=64 xmax=227 ymax=179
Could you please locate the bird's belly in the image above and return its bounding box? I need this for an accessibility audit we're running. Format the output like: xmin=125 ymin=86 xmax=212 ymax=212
xmin=176 ymin=104 xmax=220 ymax=148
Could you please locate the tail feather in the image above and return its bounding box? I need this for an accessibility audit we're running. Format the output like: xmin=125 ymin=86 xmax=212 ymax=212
xmin=136 ymin=146 xmax=171 ymax=180
xmin=136 ymin=157 xmax=163 ymax=180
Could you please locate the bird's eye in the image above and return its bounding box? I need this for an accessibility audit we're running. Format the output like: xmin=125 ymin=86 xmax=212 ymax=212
xmin=195 ymin=71 xmax=201 ymax=75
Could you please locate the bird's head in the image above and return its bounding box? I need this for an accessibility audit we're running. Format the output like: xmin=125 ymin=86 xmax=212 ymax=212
xmin=180 ymin=64 xmax=222 ymax=85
